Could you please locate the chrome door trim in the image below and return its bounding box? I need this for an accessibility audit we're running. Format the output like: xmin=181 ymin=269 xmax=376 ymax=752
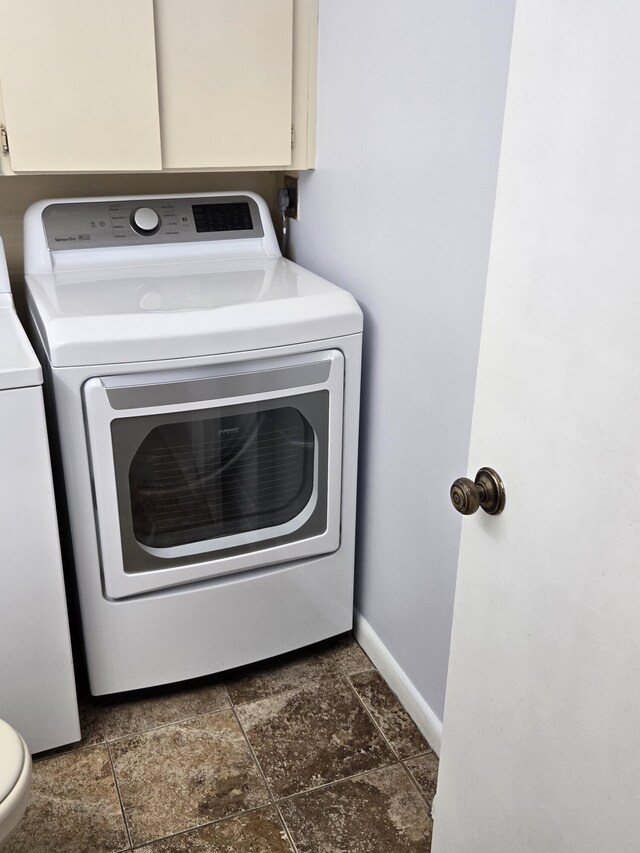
xmin=82 ymin=349 xmax=344 ymax=599
xmin=104 ymin=360 xmax=331 ymax=410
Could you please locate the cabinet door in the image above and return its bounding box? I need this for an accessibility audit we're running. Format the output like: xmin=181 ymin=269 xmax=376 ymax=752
xmin=155 ymin=0 xmax=294 ymax=169
xmin=0 ymin=0 xmax=161 ymax=172
xmin=290 ymin=0 xmax=318 ymax=170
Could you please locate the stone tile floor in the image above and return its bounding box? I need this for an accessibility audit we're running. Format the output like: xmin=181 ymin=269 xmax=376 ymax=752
xmin=6 ymin=634 xmax=438 ymax=852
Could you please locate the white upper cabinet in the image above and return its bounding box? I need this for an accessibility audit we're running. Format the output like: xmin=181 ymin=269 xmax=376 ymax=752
xmin=0 ymin=0 xmax=316 ymax=174
xmin=0 ymin=1 xmax=161 ymax=172
xmin=156 ymin=0 xmax=293 ymax=169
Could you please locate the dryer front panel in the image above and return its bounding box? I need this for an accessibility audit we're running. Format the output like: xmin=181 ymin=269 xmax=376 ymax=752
xmin=83 ymin=350 xmax=344 ymax=599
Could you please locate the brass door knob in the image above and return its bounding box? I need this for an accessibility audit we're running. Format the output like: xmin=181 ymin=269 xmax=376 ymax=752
xmin=450 ymin=467 xmax=506 ymax=515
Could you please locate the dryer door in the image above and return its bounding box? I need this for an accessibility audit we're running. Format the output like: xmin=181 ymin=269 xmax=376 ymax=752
xmin=83 ymin=350 xmax=343 ymax=599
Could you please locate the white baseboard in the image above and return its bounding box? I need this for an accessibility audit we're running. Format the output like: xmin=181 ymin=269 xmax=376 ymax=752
xmin=353 ymin=610 xmax=443 ymax=756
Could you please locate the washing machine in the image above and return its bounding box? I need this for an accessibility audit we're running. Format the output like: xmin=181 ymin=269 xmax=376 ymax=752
xmin=24 ymin=192 xmax=362 ymax=696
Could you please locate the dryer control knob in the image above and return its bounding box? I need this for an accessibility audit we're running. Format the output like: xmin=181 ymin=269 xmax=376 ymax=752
xmin=130 ymin=207 xmax=161 ymax=235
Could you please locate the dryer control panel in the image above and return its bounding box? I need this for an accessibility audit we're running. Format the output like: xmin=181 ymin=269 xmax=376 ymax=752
xmin=42 ymin=195 xmax=264 ymax=251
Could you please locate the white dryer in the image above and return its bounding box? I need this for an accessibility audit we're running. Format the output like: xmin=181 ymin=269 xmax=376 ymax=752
xmin=24 ymin=192 xmax=362 ymax=695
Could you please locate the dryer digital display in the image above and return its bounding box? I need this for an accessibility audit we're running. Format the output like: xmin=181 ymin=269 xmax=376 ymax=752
xmin=192 ymin=202 xmax=254 ymax=233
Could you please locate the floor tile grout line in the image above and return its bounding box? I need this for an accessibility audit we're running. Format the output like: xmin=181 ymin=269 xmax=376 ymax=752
xmin=106 ymin=740 xmax=134 ymax=851
xmin=225 ymin=685 xmax=278 ymax=805
xmin=36 ymin=690 xmax=232 ymax=761
xmin=228 ymin=680 xmax=327 ymax=709
xmin=225 ymin=636 xmax=373 ymax=709
xmin=274 ymin=802 xmax=301 ymax=853
xmin=268 ymin=752 xmax=400 ymax=808
xmin=97 ymin=698 xmax=233 ymax=746
xmin=32 ymin=737 xmax=104 ymax=765
xmin=404 ymin=748 xmax=438 ymax=761
xmin=127 ymin=802 xmax=284 ymax=851
xmin=227 ymin=669 xmax=347 ymax=709
xmin=225 ymin=685 xmax=300 ymax=853
xmin=339 ymin=665 xmax=377 ymax=678
xmin=401 ymin=758 xmax=436 ymax=816
xmin=227 ymin=670 xmax=406 ymax=848
xmin=274 ymin=758 xmax=403 ymax=805
xmin=230 ymin=698 xmax=302 ymax=853
xmin=346 ymin=670 xmax=436 ymax=760
xmin=343 ymin=672 xmax=404 ymax=762
xmin=232 ymin=670 xmax=399 ymax=788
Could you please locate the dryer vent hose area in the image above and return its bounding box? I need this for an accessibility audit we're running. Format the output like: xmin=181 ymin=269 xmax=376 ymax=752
xmin=277 ymin=187 xmax=291 ymax=257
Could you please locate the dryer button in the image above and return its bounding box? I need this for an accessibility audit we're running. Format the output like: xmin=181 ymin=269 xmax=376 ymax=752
xmin=131 ymin=207 xmax=161 ymax=235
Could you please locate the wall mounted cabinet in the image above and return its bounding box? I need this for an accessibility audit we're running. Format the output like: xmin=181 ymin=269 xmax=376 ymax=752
xmin=0 ymin=0 xmax=316 ymax=174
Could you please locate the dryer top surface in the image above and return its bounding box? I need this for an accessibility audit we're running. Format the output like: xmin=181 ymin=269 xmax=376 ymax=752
xmin=25 ymin=257 xmax=362 ymax=367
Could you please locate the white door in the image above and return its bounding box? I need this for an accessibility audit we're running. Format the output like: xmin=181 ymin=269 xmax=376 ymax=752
xmin=432 ymin=2 xmax=640 ymax=851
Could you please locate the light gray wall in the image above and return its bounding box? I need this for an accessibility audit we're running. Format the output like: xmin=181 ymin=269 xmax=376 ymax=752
xmin=290 ymin=0 xmax=515 ymax=721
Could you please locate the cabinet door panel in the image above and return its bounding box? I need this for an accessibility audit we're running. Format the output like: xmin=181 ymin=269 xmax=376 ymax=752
xmin=290 ymin=0 xmax=318 ymax=170
xmin=155 ymin=0 xmax=293 ymax=169
xmin=0 ymin=0 xmax=161 ymax=172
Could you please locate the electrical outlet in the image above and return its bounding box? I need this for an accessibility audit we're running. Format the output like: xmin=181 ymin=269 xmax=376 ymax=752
xmin=284 ymin=174 xmax=299 ymax=220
